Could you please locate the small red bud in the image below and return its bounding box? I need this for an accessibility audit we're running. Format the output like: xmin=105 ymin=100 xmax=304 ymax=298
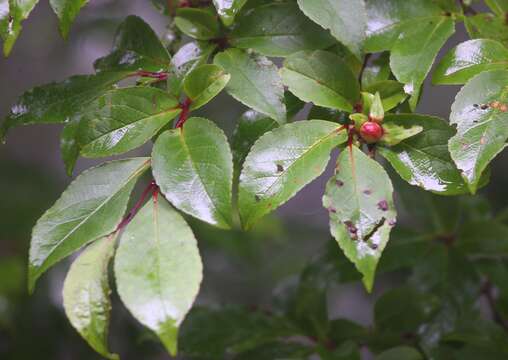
xmin=360 ymin=121 xmax=384 ymax=144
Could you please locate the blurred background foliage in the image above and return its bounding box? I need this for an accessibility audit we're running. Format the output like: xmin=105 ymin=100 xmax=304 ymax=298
xmin=1 ymin=0 xmax=508 ymax=359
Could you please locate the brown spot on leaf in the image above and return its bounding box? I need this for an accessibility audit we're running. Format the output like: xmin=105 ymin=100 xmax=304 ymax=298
xmin=388 ymin=219 xmax=396 ymax=227
xmin=344 ymin=220 xmax=358 ymax=234
xmin=377 ymin=200 xmax=388 ymax=211
xmin=276 ymin=164 xmax=284 ymax=173
xmin=480 ymin=136 xmax=487 ymax=145
xmin=481 ymin=104 xmax=489 ymax=110
xmin=490 ymin=101 xmax=501 ymax=109
xmin=336 ymin=180 xmax=344 ymax=187
xmin=370 ymin=243 xmax=379 ymax=250
xmin=363 ymin=189 xmax=372 ymax=195
xmin=255 ymin=195 xmax=261 ymax=202
xmin=500 ymin=104 xmax=508 ymax=112
xmin=328 ymin=207 xmax=337 ymax=213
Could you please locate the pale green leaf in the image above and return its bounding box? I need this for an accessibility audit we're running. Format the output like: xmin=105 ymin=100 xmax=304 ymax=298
xmin=0 ymin=0 xmax=39 ymax=55
xmin=213 ymin=0 xmax=247 ymax=26
xmin=49 ymin=0 xmax=89 ymax=39
xmin=183 ymin=64 xmax=230 ymax=110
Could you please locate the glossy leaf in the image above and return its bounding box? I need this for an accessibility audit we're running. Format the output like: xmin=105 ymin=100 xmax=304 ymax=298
xmin=70 ymin=87 xmax=180 ymax=158
xmin=94 ymin=15 xmax=171 ymax=73
xmin=115 ymin=196 xmax=203 ymax=356
xmin=379 ymin=114 xmax=468 ymax=195
xmin=364 ymin=80 xmax=407 ymax=111
xmin=152 ymin=117 xmax=234 ymax=229
xmin=0 ymin=71 xmax=129 ymax=141
xmin=380 ymin=121 xmax=422 ymax=146
xmin=183 ymin=64 xmax=230 ymax=110
xmin=323 ymin=147 xmax=396 ymax=291
xmin=434 ymin=39 xmax=508 ymax=85
xmin=485 ymin=0 xmax=508 ymax=16
xmin=449 ymin=70 xmax=508 ymax=193
xmin=0 ymin=0 xmax=38 ymax=55
xmin=214 ymin=48 xmax=286 ymax=124
xmin=376 ymin=347 xmax=423 ymax=360
xmin=28 ymin=157 xmax=150 ymax=292
xmin=62 ymin=235 xmax=118 ymax=360
xmin=280 ymin=50 xmax=360 ymax=112
xmin=361 ymin=52 xmax=391 ymax=89
xmin=60 ymin=117 xmax=80 ymax=175
xmin=213 ymin=0 xmax=247 ymax=26
xmin=230 ymin=2 xmax=335 ymax=57
xmin=175 ymin=8 xmax=220 ymax=40
xmin=239 ymin=120 xmax=347 ymax=229
xmin=465 ymin=14 xmax=508 ymax=47
xmin=297 ymin=0 xmax=367 ymax=58
xmin=168 ymin=41 xmax=216 ymax=95
xmin=49 ymin=0 xmax=89 ymax=39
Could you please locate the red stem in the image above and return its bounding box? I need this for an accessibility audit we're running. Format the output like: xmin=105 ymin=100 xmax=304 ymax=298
xmin=131 ymin=70 xmax=169 ymax=80
xmin=115 ymin=181 xmax=158 ymax=231
xmin=175 ymin=97 xmax=192 ymax=128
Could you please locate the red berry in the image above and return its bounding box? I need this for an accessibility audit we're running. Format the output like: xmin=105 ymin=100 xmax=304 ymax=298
xmin=360 ymin=121 xmax=384 ymax=144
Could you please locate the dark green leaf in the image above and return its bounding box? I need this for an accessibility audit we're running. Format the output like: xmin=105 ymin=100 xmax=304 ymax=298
xmin=378 ymin=114 xmax=469 ymax=195
xmin=29 ymin=157 xmax=150 ymax=292
xmin=230 ymin=2 xmax=335 ymax=57
xmin=71 ymin=87 xmax=181 ymax=158
xmin=60 ymin=117 xmax=80 ymax=175
xmin=239 ymin=120 xmax=347 ymax=229
xmin=433 ymin=39 xmax=508 ymax=85
xmin=376 ymin=346 xmax=423 ymax=360
xmin=175 ymin=7 xmax=220 ymax=40
xmin=183 ymin=64 xmax=230 ymax=110
xmin=115 ymin=196 xmax=203 ymax=356
xmin=94 ymin=15 xmax=171 ymax=73
xmin=152 ymin=117 xmax=234 ymax=229
xmin=281 ymin=50 xmax=360 ymax=112
xmin=49 ymin=0 xmax=89 ymax=39
xmin=63 ymin=234 xmax=118 ymax=360
xmin=458 ymin=220 xmax=508 ymax=256
xmin=0 ymin=0 xmax=38 ymax=55
xmin=214 ymin=48 xmax=286 ymax=124
xmin=465 ymin=14 xmax=508 ymax=47
xmin=297 ymin=0 xmax=367 ymax=58
xmin=213 ymin=0 xmax=247 ymax=26
xmin=361 ymin=52 xmax=391 ymax=89
xmin=329 ymin=319 xmax=369 ymax=345
xmin=0 ymin=71 xmax=129 ymax=141
xmin=448 ymin=70 xmax=508 ymax=193
xmin=485 ymin=0 xmax=508 ymax=16
xmin=284 ymin=91 xmax=306 ymax=120
xmin=323 ymin=147 xmax=397 ymax=291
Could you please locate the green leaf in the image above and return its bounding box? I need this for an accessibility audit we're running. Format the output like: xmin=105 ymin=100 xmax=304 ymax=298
xmin=458 ymin=220 xmax=508 ymax=256
xmin=62 ymin=235 xmax=118 ymax=360
xmin=115 ymin=196 xmax=203 ymax=356
xmin=60 ymin=117 xmax=80 ymax=175
xmin=0 ymin=71 xmax=129 ymax=141
xmin=232 ymin=110 xmax=278 ymax=178
xmin=49 ymin=0 xmax=89 ymax=39
xmin=361 ymin=52 xmax=391 ymax=89
xmin=323 ymin=147 xmax=396 ymax=291
xmin=485 ymin=0 xmax=508 ymax=16
xmin=94 ymin=15 xmax=171 ymax=73
xmin=236 ymin=342 xmax=312 ymax=360
xmin=214 ymin=48 xmax=286 ymax=124
xmin=70 ymin=87 xmax=181 ymax=158
xmin=297 ymin=0 xmax=367 ymax=59
xmin=376 ymin=347 xmax=423 ymax=360
xmin=0 ymin=0 xmax=39 ymax=56
xmin=465 ymin=14 xmax=508 ymax=47
xmin=168 ymin=41 xmax=216 ymax=95
xmin=280 ymin=50 xmax=360 ymax=112
xmin=380 ymin=121 xmax=422 ymax=146
xmin=213 ymin=0 xmax=247 ymax=26
xmin=389 ymin=16 xmax=455 ymax=100
xmin=152 ymin=118 xmax=234 ymax=229
xmin=175 ymin=7 xmax=220 ymax=40
xmin=329 ymin=319 xmax=369 ymax=345
xmin=364 ymin=80 xmax=407 ymax=111
xmin=230 ymin=2 xmax=335 ymax=57
xmin=448 ymin=70 xmax=508 ymax=193
xmin=433 ymin=39 xmax=508 ymax=85
xmin=239 ymin=120 xmax=347 ymax=229
xmin=28 ymin=157 xmax=150 ymax=292
xmin=183 ymin=64 xmax=230 ymax=110
xmin=379 ymin=114 xmax=469 ymax=195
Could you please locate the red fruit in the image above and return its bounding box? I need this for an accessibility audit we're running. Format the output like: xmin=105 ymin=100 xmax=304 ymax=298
xmin=360 ymin=121 xmax=384 ymax=144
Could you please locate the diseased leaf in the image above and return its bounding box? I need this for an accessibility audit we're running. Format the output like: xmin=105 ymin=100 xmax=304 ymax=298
xmin=297 ymin=0 xmax=367 ymax=59
xmin=49 ymin=0 xmax=89 ymax=39
xmin=239 ymin=120 xmax=347 ymax=229
xmin=230 ymin=2 xmax=335 ymax=57
xmin=378 ymin=114 xmax=469 ymax=195
xmin=433 ymin=39 xmax=508 ymax=85
xmin=448 ymin=70 xmax=508 ymax=193
xmin=168 ymin=41 xmax=216 ymax=95
xmin=63 ymin=235 xmax=118 ymax=360
xmin=175 ymin=7 xmax=220 ymax=40
xmin=115 ymin=196 xmax=203 ymax=356
xmin=69 ymin=87 xmax=180 ymax=158
xmin=465 ymin=14 xmax=508 ymax=47
xmin=0 ymin=0 xmax=39 ymax=56
xmin=281 ymin=50 xmax=360 ymax=112
xmin=323 ymin=147 xmax=396 ymax=291
xmin=213 ymin=0 xmax=247 ymax=26
xmin=214 ymin=48 xmax=286 ymax=124
xmin=152 ymin=117 xmax=234 ymax=229
xmin=94 ymin=15 xmax=171 ymax=73
xmin=28 ymin=157 xmax=150 ymax=292
xmin=0 ymin=71 xmax=129 ymax=141
xmin=183 ymin=64 xmax=230 ymax=110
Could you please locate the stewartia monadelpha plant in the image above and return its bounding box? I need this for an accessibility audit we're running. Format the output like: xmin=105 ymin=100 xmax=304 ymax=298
xmin=2 ymin=0 xmax=508 ymax=358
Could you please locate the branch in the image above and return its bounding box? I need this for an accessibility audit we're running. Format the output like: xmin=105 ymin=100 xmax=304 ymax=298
xmin=115 ymin=181 xmax=159 ymax=232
